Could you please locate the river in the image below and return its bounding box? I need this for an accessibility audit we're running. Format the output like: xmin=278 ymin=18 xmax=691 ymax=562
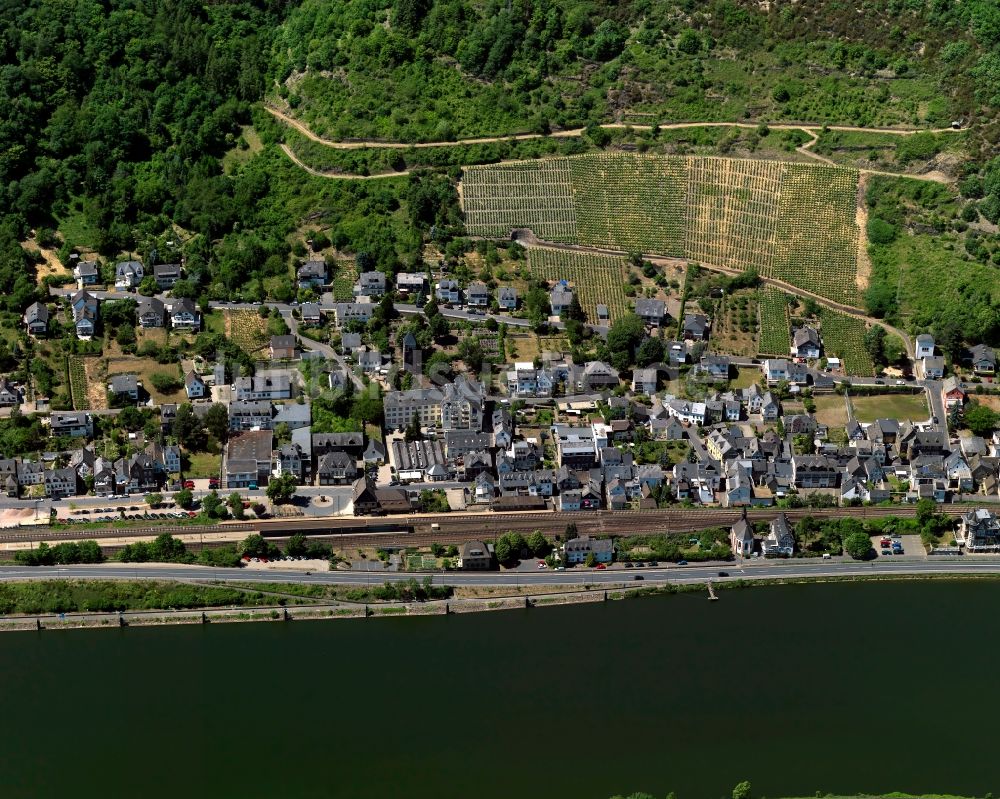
xmin=2 ymin=581 xmax=996 ymax=798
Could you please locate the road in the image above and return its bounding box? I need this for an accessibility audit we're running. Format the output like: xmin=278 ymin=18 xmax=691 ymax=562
xmin=4 ymin=556 xmax=1000 ymax=588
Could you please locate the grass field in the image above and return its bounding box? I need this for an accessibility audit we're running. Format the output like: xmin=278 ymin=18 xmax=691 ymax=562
xmin=463 ymin=153 xmax=861 ymax=304
xmin=730 ymin=367 xmax=760 ymax=390
xmin=819 ymin=309 xmax=876 ymax=377
xmin=184 ymin=450 xmax=222 ymax=478
xmin=850 ymin=393 xmax=928 ymax=423
xmin=526 ymin=248 xmax=633 ymax=324
xmin=813 ymin=394 xmax=849 ymax=426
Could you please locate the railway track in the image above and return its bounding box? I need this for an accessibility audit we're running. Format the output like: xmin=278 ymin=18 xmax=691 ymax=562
xmin=0 ymin=505 xmax=971 ymax=548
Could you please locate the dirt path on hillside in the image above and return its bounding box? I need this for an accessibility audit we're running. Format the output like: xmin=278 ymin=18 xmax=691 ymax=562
xmin=279 ymin=143 xmax=411 ymax=180
xmin=854 ymin=172 xmax=873 ymax=292
xmin=794 ymin=128 xmax=836 ymax=166
xmin=270 ymin=105 xmax=958 ymax=185
xmin=266 ymin=103 xmax=959 ymax=150
xmin=520 ymin=238 xmax=914 ymax=358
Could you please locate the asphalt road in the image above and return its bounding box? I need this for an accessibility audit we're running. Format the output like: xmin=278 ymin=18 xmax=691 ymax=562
xmin=5 ymin=558 xmax=1000 ymax=587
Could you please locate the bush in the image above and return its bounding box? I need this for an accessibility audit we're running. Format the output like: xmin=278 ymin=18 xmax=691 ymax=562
xmin=149 ymin=372 xmax=182 ymax=394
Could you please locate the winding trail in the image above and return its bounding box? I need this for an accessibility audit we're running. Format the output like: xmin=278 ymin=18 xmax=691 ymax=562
xmin=278 ymin=143 xmax=411 ymax=180
xmin=271 ymin=104 xmax=957 ymax=185
xmin=512 ymin=233 xmax=914 ymax=358
xmin=266 ymin=104 xmax=959 ymax=150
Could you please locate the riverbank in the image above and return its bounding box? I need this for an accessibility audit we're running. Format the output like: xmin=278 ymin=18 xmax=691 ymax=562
xmin=3 ymin=572 xmax=1000 ymax=632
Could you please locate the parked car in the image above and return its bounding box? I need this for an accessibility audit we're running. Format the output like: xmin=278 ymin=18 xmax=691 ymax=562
xmin=676 ymin=560 xmax=688 ymax=566
xmin=881 ymin=549 xmax=891 ymax=556
xmin=183 ymin=480 xmax=195 ymax=489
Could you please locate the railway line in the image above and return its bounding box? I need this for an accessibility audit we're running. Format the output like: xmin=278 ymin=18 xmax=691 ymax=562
xmin=0 ymin=505 xmax=971 ymax=550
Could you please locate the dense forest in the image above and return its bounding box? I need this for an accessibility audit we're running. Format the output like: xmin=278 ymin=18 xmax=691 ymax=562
xmin=0 ymin=0 xmax=999 ymax=344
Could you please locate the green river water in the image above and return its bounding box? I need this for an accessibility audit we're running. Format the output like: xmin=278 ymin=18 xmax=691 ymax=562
xmin=1 ymin=580 xmax=996 ymax=798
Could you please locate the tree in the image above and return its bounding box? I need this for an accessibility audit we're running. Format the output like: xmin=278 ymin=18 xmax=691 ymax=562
xmin=495 ymin=536 xmax=512 ymax=565
xmin=239 ymin=534 xmax=268 ymax=558
xmin=204 ymin=403 xmax=230 ymax=443
xmin=175 ymin=489 xmax=193 ymax=510
xmin=285 ymin=533 xmax=307 ymax=557
xmin=916 ymin=497 xmax=936 ymax=526
xmin=527 ymin=530 xmax=549 ymax=557
xmin=606 ymin=313 xmax=646 ymax=365
xmin=562 ymin=293 xmax=586 ymax=323
xmin=144 ymin=493 xmax=163 ymax=507
xmin=228 ymin=492 xmax=245 ymax=520
xmin=636 ymin=336 xmax=665 ymax=368
xmin=584 ymin=552 xmax=597 ymax=567
xmin=201 ymin=490 xmax=223 ymax=518
xmin=732 ymin=781 xmax=752 ymax=799
xmin=267 ymin=472 xmax=298 ymax=503
xmin=964 ymin=402 xmax=1000 ymax=436
xmin=843 ymin=531 xmax=872 ymax=560
xmin=405 ymin=412 xmax=423 ymax=441
xmin=863 ymin=324 xmax=887 ymax=365
xmin=174 ymin=403 xmax=206 ymax=450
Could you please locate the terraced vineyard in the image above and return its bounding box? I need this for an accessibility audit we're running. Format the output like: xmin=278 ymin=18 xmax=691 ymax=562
xmin=819 ymin=309 xmax=876 ymax=377
xmin=526 ymin=248 xmax=632 ymax=323
xmin=771 ymin=165 xmax=860 ymax=303
xmin=685 ymin=158 xmax=782 ymax=273
xmin=68 ymin=356 xmax=90 ymax=410
xmin=462 ymin=154 xmax=861 ymax=305
xmin=569 ymin=153 xmax=686 ymax=253
xmin=462 ymin=159 xmax=577 ymax=242
xmin=757 ymin=289 xmax=792 ymax=356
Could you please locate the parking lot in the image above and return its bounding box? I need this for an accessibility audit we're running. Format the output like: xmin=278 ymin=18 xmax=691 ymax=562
xmin=870 ymin=533 xmax=924 ymax=558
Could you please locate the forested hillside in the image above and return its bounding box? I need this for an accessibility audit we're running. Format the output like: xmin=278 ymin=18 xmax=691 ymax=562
xmin=0 ymin=0 xmax=999 ymax=340
xmin=271 ymin=0 xmax=1000 ymax=143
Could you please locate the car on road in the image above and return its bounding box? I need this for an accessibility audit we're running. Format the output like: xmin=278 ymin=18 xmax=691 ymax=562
xmin=676 ymin=560 xmax=688 ymax=566
xmin=633 ymin=575 xmax=644 ymax=581
xmin=717 ymin=571 xmax=729 ymax=577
